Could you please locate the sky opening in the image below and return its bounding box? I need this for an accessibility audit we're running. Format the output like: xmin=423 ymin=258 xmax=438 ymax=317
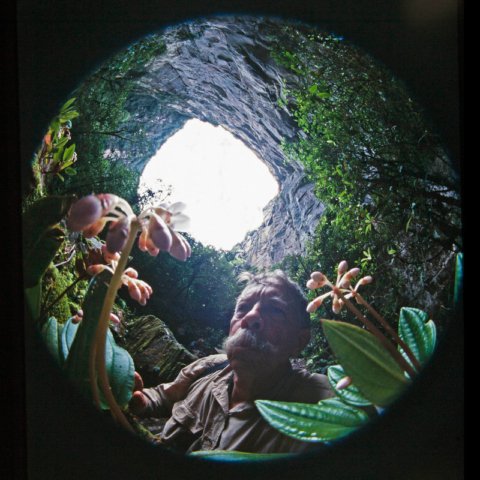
xmin=138 ymin=119 xmax=279 ymax=250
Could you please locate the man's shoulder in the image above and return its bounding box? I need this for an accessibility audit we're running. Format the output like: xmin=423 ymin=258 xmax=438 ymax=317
xmin=180 ymin=354 xmax=229 ymax=381
xmin=288 ymin=368 xmax=334 ymax=403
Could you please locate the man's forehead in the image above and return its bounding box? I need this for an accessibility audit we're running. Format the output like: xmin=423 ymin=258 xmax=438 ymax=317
xmin=237 ymin=283 xmax=292 ymax=304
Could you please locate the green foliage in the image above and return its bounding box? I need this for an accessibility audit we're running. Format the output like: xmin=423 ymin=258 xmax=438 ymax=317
xmin=41 ymin=266 xmax=75 ymax=323
xmin=273 ymin=26 xmax=461 ymax=331
xmin=127 ymin=235 xmax=241 ymax=342
xmin=49 ymin=35 xmax=167 ymax=203
xmin=22 ymin=196 xmax=75 ymax=299
xmin=41 ymin=317 xmax=65 ymax=366
xmin=256 ymin=398 xmax=370 ymax=442
xmin=35 ymin=98 xmax=80 ymax=190
xmin=398 ymin=307 xmax=436 ymax=367
xmin=321 ymin=320 xmax=407 ymax=406
xmin=257 ymin=304 xmax=436 ymax=444
xmin=327 ymin=365 xmax=371 ymax=407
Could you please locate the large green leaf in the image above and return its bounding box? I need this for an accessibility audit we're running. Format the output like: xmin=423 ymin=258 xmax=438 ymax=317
xmin=327 ymin=365 xmax=372 ymax=407
xmin=40 ymin=317 xmax=62 ymax=365
xmin=398 ymin=307 xmax=436 ymax=367
xmin=62 ymin=143 xmax=76 ymax=163
xmin=321 ymin=320 xmax=408 ymax=407
xmin=105 ymin=331 xmax=135 ymax=408
xmin=64 ymin=272 xmax=110 ymax=402
xmin=60 ymin=317 xmax=80 ymax=363
xmin=189 ymin=451 xmax=294 ymax=461
xmin=255 ymin=398 xmax=369 ymax=442
xmin=64 ymin=272 xmax=135 ymax=409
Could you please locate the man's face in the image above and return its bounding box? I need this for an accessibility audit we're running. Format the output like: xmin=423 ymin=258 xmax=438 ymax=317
xmin=224 ymin=283 xmax=310 ymax=373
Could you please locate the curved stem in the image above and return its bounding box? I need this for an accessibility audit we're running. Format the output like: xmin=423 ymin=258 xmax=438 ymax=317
xmin=354 ymin=292 xmax=422 ymax=371
xmin=89 ymin=217 xmax=140 ymax=431
xmin=334 ymin=289 xmax=417 ymax=378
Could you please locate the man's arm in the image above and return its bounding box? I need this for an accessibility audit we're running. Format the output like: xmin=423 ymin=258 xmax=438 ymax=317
xmin=129 ymin=354 xmax=228 ymax=417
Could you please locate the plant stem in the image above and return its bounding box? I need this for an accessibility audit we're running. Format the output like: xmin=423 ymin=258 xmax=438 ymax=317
xmin=89 ymin=218 xmax=140 ymax=432
xmin=334 ymin=288 xmax=417 ymax=378
xmin=354 ymin=292 xmax=422 ymax=371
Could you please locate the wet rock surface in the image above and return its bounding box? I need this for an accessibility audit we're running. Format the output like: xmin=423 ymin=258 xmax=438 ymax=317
xmin=107 ymin=16 xmax=324 ymax=268
xmin=124 ymin=315 xmax=198 ymax=388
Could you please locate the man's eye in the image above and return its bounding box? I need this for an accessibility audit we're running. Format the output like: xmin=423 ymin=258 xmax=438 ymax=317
xmin=265 ymin=306 xmax=285 ymax=316
xmin=236 ymin=304 xmax=250 ymax=314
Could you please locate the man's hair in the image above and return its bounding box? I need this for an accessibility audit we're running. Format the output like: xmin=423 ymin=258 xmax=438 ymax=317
xmin=237 ymin=270 xmax=311 ymax=328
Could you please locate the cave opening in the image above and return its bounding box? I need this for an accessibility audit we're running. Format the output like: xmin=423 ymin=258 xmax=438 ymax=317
xmin=138 ymin=118 xmax=279 ymax=250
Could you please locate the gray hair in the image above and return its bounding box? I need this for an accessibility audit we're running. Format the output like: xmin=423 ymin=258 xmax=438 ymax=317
xmin=237 ymin=270 xmax=311 ymax=328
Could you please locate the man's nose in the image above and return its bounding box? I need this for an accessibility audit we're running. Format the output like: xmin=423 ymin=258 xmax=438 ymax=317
xmin=240 ymin=303 xmax=264 ymax=331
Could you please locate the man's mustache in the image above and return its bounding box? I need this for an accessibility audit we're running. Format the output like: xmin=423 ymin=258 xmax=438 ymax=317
xmin=223 ymin=328 xmax=278 ymax=354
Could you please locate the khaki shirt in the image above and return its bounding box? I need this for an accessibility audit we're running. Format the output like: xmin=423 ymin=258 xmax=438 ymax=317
xmin=141 ymin=354 xmax=334 ymax=454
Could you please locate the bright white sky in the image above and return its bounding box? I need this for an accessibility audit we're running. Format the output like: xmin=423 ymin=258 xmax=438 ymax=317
xmin=139 ymin=119 xmax=279 ymax=250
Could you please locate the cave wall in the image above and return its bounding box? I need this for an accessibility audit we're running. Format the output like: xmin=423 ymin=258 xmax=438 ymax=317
xmin=105 ymin=16 xmax=324 ymax=268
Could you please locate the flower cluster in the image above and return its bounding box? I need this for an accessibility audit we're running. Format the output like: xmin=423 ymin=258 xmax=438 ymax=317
xmin=66 ymin=194 xmax=192 ymax=261
xmin=66 ymin=194 xmax=192 ymax=305
xmin=306 ymin=260 xmax=373 ymax=314
xmin=85 ymin=247 xmax=153 ymax=306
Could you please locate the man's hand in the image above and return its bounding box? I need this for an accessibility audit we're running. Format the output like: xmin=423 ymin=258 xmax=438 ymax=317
xmin=129 ymin=372 xmax=150 ymax=415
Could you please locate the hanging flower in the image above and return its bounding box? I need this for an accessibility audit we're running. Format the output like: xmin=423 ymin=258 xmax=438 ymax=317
xmin=106 ymin=217 xmax=131 ymax=254
xmin=154 ymin=202 xmax=191 ymax=232
xmin=306 ymin=261 xmax=372 ymax=314
xmin=138 ymin=201 xmax=192 ymax=261
xmin=66 ymin=193 xmax=133 ymax=240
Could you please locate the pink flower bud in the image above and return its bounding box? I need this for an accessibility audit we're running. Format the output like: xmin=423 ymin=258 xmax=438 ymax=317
xmin=344 ymin=268 xmax=360 ymax=280
xmin=96 ymin=193 xmax=119 ymax=216
xmin=87 ymin=264 xmax=106 ymax=275
xmin=123 ymin=267 xmax=138 ymax=278
xmin=306 ymin=296 xmax=325 ymax=313
xmin=106 ymin=217 xmax=130 ymax=254
xmin=337 ymin=260 xmax=348 ymax=275
xmin=102 ymin=244 xmax=120 ymax=263
xmin=128 ymin=281 xmax=142 ymax=303
xmin=148 ymin=214 xmax=173 ymax=251
xmin=145 ymin=236 xmax=160 ymax=256
xmin=66 ymin=195 xmax=102 ymax=231
xmin=306 ymin=300 xmax=319 ymax=313
xmin=82 ymin=217 xmax=108 ymax=238
xmin=72 ymin=309 xmax=83 ymax=324
xmin=306 ymin=279 xmax=320 ymax=290
xmin=310 ymin=271 xmax=325 ymax=283
xmin=109 ymin=313 xmax=121 ymax=325
xmin=138 ymin=229 xmax=149 ymax=252
xmin=335 ymin=376 xmax=352 ymax=390
xmin=332 ymin=297 xmax=343 ymax=314
xmin=359 ymin=275 xmax=373 ymax=285
xmin=169 ymin=232 xmax=191 ymax=261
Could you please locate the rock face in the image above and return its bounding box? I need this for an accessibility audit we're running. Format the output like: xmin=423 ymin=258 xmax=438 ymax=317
xmin=106 ymin=16 xmax=324 ymax=268
xmin=125 ymin=315 xmax=198 ymax=388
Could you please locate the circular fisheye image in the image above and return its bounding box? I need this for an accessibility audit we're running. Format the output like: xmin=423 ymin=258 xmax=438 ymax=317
xmin=22 ymin=15 xmax=462 ymax=461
